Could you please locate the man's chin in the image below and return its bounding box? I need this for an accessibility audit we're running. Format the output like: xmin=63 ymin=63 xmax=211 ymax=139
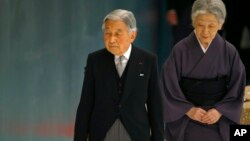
xmin=107 ymin=48 xmax=119 ymax=55
xmin=109 ymin=50 xmax=121 ymax=56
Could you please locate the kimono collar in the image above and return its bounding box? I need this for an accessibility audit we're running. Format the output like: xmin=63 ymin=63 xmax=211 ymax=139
xmin=194 ymin=30 xmax=212 ymax=53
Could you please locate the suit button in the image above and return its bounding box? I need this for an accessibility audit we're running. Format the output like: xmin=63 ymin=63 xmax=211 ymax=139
xmin=119 ymin=82 xmax=122 ymax=87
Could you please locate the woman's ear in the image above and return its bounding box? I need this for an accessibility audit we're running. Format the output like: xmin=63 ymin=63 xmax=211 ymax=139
xmin=218 ymin=23 xmax=224 ymax=30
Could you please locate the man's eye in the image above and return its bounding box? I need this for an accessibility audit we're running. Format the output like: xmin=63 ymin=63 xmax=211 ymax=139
xmin=115 ymin=32 xmax=123 ymax=37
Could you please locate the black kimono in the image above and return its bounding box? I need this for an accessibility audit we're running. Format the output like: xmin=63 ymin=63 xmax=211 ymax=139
xmin=161 ymin=32 xmax=246 ymax=141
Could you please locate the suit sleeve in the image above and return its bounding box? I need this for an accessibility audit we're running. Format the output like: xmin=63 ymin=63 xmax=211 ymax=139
xmin=147 ymin=55 xmax=164 ymax=141
xmin=74 ymin=54 xmax=95 ymax=141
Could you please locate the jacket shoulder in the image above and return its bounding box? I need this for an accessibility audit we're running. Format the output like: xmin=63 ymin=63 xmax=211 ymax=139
xmin=132 ymin=46 xmax=157 ymax=59
xmin=88 ymin=48 xmax=108 ymax=57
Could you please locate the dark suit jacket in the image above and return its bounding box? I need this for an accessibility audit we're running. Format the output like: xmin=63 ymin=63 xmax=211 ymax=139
xmin=74 ymin=46 xmax=164 ymax=141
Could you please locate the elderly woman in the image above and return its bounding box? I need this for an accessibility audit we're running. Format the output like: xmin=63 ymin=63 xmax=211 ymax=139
xmin=161 ymin=0 xmax=246 ymax=141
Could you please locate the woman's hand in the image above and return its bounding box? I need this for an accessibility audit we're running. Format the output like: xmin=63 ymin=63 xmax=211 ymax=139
xmin=201 ymin=108 xmax=222 ymax=124
xmin=186 ymin=107 xmax=222 ymax=124
xmin=186 ymin=107 xmax=207 ymax=123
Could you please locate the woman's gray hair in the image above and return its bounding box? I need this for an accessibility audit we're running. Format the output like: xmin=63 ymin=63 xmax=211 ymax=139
xmin=102 ymin=9 xmax=137 ymax=33
xmin=191 ymin=0 xmax=226 ymax=24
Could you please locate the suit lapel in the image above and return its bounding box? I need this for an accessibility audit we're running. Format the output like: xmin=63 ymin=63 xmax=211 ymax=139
xmin=103 ymin=50 xmax=120 ymax=101
xmin=121 ymin=47 xmax=141 ymax=104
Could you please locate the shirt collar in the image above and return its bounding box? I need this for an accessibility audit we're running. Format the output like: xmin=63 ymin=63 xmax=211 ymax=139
xmin=114 ymin=44 xmax=132 ymax=60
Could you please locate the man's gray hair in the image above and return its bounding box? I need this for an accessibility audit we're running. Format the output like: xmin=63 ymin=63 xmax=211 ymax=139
xmin=102 ymin=9 xmax=137 ymax=33
xmin=191 ymin=0 xmax=226 ymax=24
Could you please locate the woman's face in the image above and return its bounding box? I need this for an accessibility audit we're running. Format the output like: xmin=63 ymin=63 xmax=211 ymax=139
xmin=193 ymin=13 xmax=222 ymax=47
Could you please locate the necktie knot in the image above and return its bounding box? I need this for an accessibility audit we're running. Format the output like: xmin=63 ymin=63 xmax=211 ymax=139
xmin=119 ymin=55 xmax=125 ymax=63
xmin=116 ymin=56 xmax=126 ymax=77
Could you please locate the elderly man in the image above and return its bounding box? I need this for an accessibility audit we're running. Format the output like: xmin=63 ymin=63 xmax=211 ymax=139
xmin=74 ymin=9 xmax=164 ymax=141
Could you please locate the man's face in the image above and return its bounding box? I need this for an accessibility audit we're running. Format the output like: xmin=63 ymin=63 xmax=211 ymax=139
xmin=103 ymin=19 xmax=136 ymax=56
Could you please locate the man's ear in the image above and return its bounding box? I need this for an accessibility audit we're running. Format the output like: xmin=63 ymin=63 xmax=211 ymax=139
xmin=130 ymin=31 xmax=137 ymax=43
